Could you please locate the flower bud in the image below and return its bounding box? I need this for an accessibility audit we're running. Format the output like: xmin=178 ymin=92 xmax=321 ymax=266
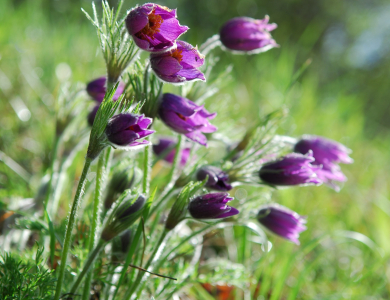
xmin=104 ymin=166 xmax=142 ymax=210
xmin=152 ymin=137 xmax=190 ymax=166
xmin=126 ymin=3 xmax=188 ymax=53
xmin=101 ymin=194 xmax=146 ymax=242
xmin=257 ymin=204 xmax=306 ymax=245
xmin=105 ymin=113 xmax=155 ymax=148
xmin=165 ymin=181 xmax=204 ymax=230
xmin=220 ymin=16 xmax=278 ymax=54
xmin=259 ymin=153 xmax=322 ymax=186
xmin=87 ymin=77 xmax=125 ymax=103
xmin=158 ymin=93 xmax=216 ymax=146
xmin=196 ymin=166 xmax=232 ymax=191
xmin=150 ymin=41 xmax=205 ymax=83
xmin=188 ymin=193 xmax=238 ymax=219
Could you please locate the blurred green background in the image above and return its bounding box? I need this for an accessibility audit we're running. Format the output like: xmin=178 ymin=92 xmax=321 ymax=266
xmin=1 ymin=0 xmax=390 ymax=298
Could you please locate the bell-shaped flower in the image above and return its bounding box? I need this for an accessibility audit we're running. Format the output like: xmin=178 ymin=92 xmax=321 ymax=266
xmin=158 ymin=93 xmax=216 ymax=146
xmin=257 ymin=204 xmax=306 ymax=245
xmin=294 ymin=135 xmax=353 ymax=191
xmin=196 ymin=166 xmax=232 ymax=191
xmin=86 ymin=77 xmax=125 ymax=102
xmin=259 ymin=152 xmax=322 ymax=186
xmin=220 ymin=16 xmax=278 ymax=54
xmin=150 ymin=40 xmax=205 ymax=84
xmin=126 ymin=3 xmax=188 ymax=52
xmin=105 ymin=113 xmax=154 ymax=148
xmin=189 ymin=193 xmax=239 ymax=219
xmin=152 ymin=137 xmax=190 ymax=166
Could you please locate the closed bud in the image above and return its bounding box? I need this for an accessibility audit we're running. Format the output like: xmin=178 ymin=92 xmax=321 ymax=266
xmin=188 ymin=193 xmax=238 ymax=219
xmin=105 ymin=113 xmax=155 ymax=149
xmin=220 ymin=16 xmax=278 ymax=54
xmin=257 ymin=204 xmax=306 ymax=245
xmin=196 ymin=166 xmax=232 ymax=191
xmin=104 ymin=166 xmax=142 ymax=210
xmin=101 ymin=194 xmax=146 ymax=242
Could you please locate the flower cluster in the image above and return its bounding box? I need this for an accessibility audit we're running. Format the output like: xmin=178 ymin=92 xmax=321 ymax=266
xmin=45 ymin=1 xmax=356 ymax=298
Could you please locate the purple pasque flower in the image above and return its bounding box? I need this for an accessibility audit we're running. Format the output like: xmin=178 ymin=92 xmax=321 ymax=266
xmin=257 ymin=204 xmax=306 ymax=245
xmin=219 ymin=16 xmax=278 ymax=53
xmin=196 ymin=166 xmax=232 ymax=191
xmin=294 ymin=135 xmax=353 ymax=190
xmin=259 ymin=152 xmax=322 ymax=186
xmin=126 ymin=3 xmax=188 ymax=53
xmin=189 ymin=192 xmax=239 ymax=219
xmin=150 ymin=40 xmax=205 ymax=84
xmin=158 ymin=93 xmax=217 ymax=146
xmin=88 ymin=105 xmax=100 ymax=126
xmin=86 ymin=77 xmax=125 ymax=103
xmin=152 ymin=137 xmax=190 ymax=166
xmin=105 ymin=113 xmax=154 ymax=148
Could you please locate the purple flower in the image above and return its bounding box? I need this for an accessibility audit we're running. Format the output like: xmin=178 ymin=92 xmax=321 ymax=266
xmin=220 ymin=16 xmax=278 ymax=53
xmin=158 ymin=93 xmax=217 ymax=146
xmin=152 ymin=137 xmax=190 ymax=166
xmin=86 ymin=77 xmax=125 ymax=102
xmin=294 ymin=135 xmax=353 ymax=190
xmin=259 ymin=153 xmax=322 ymax=186
xmin=257 ymin=204 xmax=306 ymax=245
xmin=105 ymin=113 xmax=155 ymax=148
xmin=88 ymin=105 xmax=100 ymax=127
xmin=150 ymin=40 xmax=205 ymax=83
xmin=196 ymin=166 xmax=232 ymax=191
xmin=188 ymin=193 xmax=239 ymax=219
xmin=126 ymin=3 xmax=188 ymax=53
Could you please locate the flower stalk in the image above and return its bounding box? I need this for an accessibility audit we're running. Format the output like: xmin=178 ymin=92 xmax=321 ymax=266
xmin=53 ymin=157 xmax=93 ymax=300
xmin=81 ymin=151 xmax=107 ymax=300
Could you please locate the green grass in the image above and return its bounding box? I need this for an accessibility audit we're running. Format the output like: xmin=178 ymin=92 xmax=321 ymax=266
xmin=1 ymin=0 xmax=390 ymax=298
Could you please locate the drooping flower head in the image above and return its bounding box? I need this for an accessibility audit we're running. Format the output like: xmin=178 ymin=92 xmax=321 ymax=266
xmin=259 ymin=152 xmax=322 ymax=186
xmin=126 ymin=3 xmax=188 ymax=52
xmin=152 ymin=137 xmax=190 ymax=166
xmin=220 ymin=16 xmax=278 ymax=54
xmin=150 ymin=40 xmax=205 ymax=83
xmin=294 ymin=135 xmax=353 ymax=165
xmin=105 ymin=113 xmax=154 ymax=148
xmin=158 ymin=93 xmax=216 ymax=146
xmin=189 ymin=193 xmax=239 ymax=219
xmin=257 ymin=204 xmax=306 ymax=245
xmin=196 ymin=166 xmax=232 ymax=191
xmin=86 ymin=77 xmax=125 ymax=102
xmin=294 ymin=135 xmax=353 ymax=191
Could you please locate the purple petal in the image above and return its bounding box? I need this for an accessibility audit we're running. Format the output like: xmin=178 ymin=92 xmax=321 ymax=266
xmin=185 ymin=131 xmax=208 ymax=146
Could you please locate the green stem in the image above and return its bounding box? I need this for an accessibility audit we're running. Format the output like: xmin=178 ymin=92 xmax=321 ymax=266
xmin=53 ymin=157 xmax=93 ymax=300
xmin=69 ymin=240 xmax=106 ymax=295
xmin=124 ymin=229 xmax=169 ymax=300
xmin=43 ymin=136 xmax=60 ymax=268
xmin=81 ymin=152 xmax=107 ymax=299
xmin=142 ymin=144 xmax=152 ymax=195
xmin=150 ymin=135 xmax=182 ymax=216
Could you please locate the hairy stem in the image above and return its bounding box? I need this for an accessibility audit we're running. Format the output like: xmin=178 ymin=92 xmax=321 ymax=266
xmin=53 ymin=157 xmax=93 ymax=300
xmin=82 ymin=152 xmax=107 ymax=299
xmin=142 ymin=144 xmax=152 ymax=195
